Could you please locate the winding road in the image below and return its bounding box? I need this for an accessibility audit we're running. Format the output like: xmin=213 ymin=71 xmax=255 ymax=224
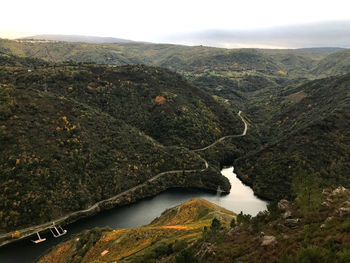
xmin=0 ymin=111 xmax=249 ymax=246
xmin=194 ymin=111 xmax=248 ymax=152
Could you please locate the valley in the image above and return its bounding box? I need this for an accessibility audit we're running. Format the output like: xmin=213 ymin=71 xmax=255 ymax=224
xmin=0 ymin=36 xmax=349 ymax=262
xmin=0 ymin=109 xmax=248 ymax=247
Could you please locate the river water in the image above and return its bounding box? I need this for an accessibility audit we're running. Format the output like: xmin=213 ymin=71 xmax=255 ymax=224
xmin=0 ymin=166 xmax=267 ymax=263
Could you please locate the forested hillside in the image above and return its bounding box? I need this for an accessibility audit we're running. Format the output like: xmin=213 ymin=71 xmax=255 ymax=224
xmin=0 ymin=54 xmax=242 ymax=233
xmin=311 ymin=49 xmax=350 ymax=77
xmin=235 ymin=73 xmax=350 ymax=200
xmin=1 ymin=39 xmax=347 ymax=109
xmin=1 ymin=39 xmax=349 ymax=236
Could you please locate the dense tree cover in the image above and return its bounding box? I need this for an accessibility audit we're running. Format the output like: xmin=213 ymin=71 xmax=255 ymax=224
xmin=1 ymin=39 xmax=350 ymax=234
xmin=312 ymin=49 xmax=350 ymax=77
xmin=235 ymin=73 xmax=350 ymax=200
xmin=0 ymin=60 xmax=241 ymax=148
xmin=0 ymin=56 xmax=242 ymax=232
xmin=0 ymin=52 xmax=48 ymax=67
xmin=1 ymin=39 xmax=347 ymax=106
xmin=0 ymin=82 xmax=201 ymax=231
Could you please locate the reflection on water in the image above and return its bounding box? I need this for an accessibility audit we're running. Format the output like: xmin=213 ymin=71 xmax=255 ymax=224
xmin=0 ymin=166 xmax=267 ymax=263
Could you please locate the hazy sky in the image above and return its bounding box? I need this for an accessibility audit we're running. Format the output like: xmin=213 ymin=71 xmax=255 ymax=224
xmin=1 ymin=0 xmax=350 ymax=42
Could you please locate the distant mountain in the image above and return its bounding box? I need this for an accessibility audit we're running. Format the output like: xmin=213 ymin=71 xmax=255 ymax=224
xmin=162 ymin=21 xmax=350 ymax=49
xmin=259 ymin=47 xmax=347 ymax=77
xmin=20 ymin=34 xmax=133 ymax=43
xmin=312 ymin=49 xmax=350 ymax=76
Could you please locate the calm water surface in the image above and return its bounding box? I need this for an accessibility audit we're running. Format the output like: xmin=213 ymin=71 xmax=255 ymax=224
xmin=0 ymin=166 xmax=267 ymax=263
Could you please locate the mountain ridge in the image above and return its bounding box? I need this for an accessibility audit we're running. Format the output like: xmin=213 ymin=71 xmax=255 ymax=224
xmin=19 ymin=34 xmax=133 ymax=43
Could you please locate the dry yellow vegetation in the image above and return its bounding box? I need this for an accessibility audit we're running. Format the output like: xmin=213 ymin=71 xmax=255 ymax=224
xmin=37 ymin=199 xmax=235 ymax=263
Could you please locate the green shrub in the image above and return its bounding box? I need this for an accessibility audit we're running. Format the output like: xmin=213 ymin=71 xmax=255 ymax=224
xmin=236 ymin=212 xmax=251 ymax=226
xmin=173 ymin=239 xmax=187 ymax=253
xmin=230 ymin=218 xmax=236 ymax=228
xmin=175 ymin=248 xmax=198 ymax=263
xmin=210 ymin=218 xmax=222 ymax=231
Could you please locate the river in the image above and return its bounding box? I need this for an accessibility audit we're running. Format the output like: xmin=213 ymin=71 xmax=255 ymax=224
xmin=0 ymin=166 xmax=267 ymax=263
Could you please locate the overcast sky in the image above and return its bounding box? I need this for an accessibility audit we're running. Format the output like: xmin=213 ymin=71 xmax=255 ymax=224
xmin=1 ymin=0 xmax=350 ymax=46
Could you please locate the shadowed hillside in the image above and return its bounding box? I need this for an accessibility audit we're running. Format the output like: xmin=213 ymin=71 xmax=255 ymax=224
xmin=235 ymin=73 xmax=350 ymax=200
xmin=312 ymin=49 xmax=350 ymax=77
xmin=0 ymin=54 xmax=243 ymax=234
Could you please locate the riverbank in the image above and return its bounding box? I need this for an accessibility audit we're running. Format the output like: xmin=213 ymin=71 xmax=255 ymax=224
xmin=0 ymin=111 xmax=249 ymax=248
xmin=0 ymin=166 xmax=227 ymax=248
xmin=0 ymin=167 xmax=267 ymax=263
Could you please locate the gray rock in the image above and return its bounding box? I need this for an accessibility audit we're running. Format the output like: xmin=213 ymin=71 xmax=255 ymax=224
xmin=277 ymin=223 xmax=288 ymax=231
xmin=325 ymin=216 xmax=334 ymax=222
xmin=321 ymin=201 xmax=330 ymax=207
xmin=329 ymin=186 xmax=350 ymax=198
xmin=338 ymin=207 xmax=350 ymax=217
xmin=282 ymin=234 xmax=289 ymax=240
xmin=322 ymin=188 xmax=332 ymax=196
xmin=284 ymin=218 xmax=300 ymax=228
xmin=278 ymin=200 xmax=291 ymax=211
xmin=226 ymin=227 xmax=239 ymax=237
xmin=333 ymin=186 xmax=347 ymax=195
xmin=342 ymin=201 xmax=350 ymax=207
xmin=257 ymin=211 xmax=269 ymax=218
xmin=283 ymin=210 xmax=292 ymax=219
xmin=195 ymin=242 xmax=216 ymax=260
xmin=261 ymin=235 xmax=277 ymax=246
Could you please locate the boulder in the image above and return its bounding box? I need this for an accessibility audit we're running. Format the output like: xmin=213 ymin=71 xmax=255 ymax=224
xmin=284 ymin=218 xmax=300 ymax=228
xmin=338 ymin=207 xmax=350 ymax=217
xmin=282 ymin=234 xmax=289 ymax=240
xmin=332 ymin=186 xmax=347 ymax=195
xmin=283 ymin=210 xmax=292 ymax=219
xmin=322 ymin=188 xmax=332 ymax=196
xmin=321 ymin=201 xmax=330 ymax=207
xmin=342 ymin=201 xmax=350 ymax=207
xmin=261 ymin=235 xmax=277 ymax=246
xmin=278 ymin=200 xmax=291 ymax=211
xmin=195 ymin=242 xmax=216 ymax=259
xmin=278 ymin=199 xmax=293 ymax=218
xmin=257 ymin=211 xmax=269 ymax=218
xmin=325 ymin=216 xmax=334 ymax=223
xmin=226 ymin=227 xmax=240 ymax=237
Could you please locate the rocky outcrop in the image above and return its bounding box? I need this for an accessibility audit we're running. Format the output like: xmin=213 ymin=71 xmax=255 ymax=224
xmin=278 ymin=199 xmax=293 ymax=219
xmin=321 ymin=186 xmax=350 ymax=217
xmin=261 ymin=235 xmax=277 ymax=246
xmin=284 ymin=218 xmax=300 ymax=228
xmin=278 ymin=200 xmax=291 ymax=211
xmin=195 ymin=242 xmax=216 ymax=260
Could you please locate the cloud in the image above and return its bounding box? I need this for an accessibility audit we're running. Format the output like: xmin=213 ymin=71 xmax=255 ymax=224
xmin=1 ymin=0 xmax=350 ymax=43
xmin=159 ymin=21 xmax=350 ymax=48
